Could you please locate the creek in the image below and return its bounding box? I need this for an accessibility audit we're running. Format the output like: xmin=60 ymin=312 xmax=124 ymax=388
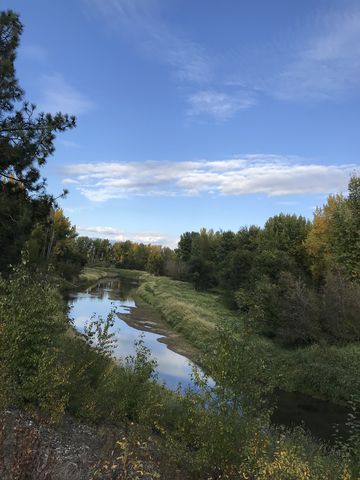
xmin=68 ymin=277 xmax=350 ymax=442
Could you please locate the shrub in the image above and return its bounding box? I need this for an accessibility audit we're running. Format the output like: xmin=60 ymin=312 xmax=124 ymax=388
xmin=321 ymin=269 xmax=360 ymax=343
xmin=0 ymin=266 xmax=70 ymax=420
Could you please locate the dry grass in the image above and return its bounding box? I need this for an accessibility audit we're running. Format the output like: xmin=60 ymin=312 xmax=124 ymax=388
xmin=135 ymin=274 xmax=238 ymax=347
xmin=79 ymin=266 xmax=122 ymax=284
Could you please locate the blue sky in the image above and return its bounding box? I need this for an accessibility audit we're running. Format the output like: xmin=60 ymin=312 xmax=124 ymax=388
xmin=6 ymin=0 xmax=360 ymax=246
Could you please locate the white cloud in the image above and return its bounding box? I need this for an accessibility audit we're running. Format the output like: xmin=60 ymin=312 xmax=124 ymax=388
xmin=39 ymin=74 xmax=94 ymax=115
xmin=77 ymin=225 xmax=176 ymax=246
xmin=62 ymin=178 xmax=80 ymax=185
xmin=62 ymin=155 xmax=356 ymax=202
xmin=188 ymin=90 xmax=254 ymax=120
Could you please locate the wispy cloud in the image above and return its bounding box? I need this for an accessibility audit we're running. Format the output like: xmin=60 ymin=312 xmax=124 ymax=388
xmin=77 ymin=225 xmax=176 ymax=246
xmin=272 ymin=7 xmax=360 ymax=100
xmin=60 ymin=140 xmax=81 ymax=148
xmin=39 ymin=74 xmax=94 ymax=116
xmin=85 ymin=1 xmax=360 ymax=110
xmin=188 ymin=90 xmax=254 ymax=121
xmin=62 ymin=155 xmax=355 ymax=202
xmin=62 ymin=178 xmax=80 ymax=185
xmin=85 ymin=0 xmax=212 ymax=84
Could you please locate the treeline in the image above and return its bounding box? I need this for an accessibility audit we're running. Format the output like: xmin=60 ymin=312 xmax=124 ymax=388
xmin=91 ymin=176 xmax=359 ymax=348
xmin=175 ymin=177 xmax=360 ymax=346
xmin=74 ymin=236 xmax=176 ymax=276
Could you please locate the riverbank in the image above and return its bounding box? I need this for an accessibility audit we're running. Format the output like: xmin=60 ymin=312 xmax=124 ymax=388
xmin=77 ymin=265 xmax=123 ymax=287
xmin=52 ymin=266 xmax=125 ymax=295
xmin=3 ymin=267 xmax=358 ymax=478
xmin=119 ymin=269 xmax=360 ymax=406
xmin=0 ymin=409 xmax=187 ymax=480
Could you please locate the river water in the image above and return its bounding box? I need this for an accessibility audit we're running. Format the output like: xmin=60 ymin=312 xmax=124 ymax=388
xmin=68 ymin=277 xmax=196 ymax=390
xmin=68 ymin=277 xmax=350 ymax=442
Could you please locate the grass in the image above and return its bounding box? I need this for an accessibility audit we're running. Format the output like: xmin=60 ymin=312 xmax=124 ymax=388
xmin=276 ymin=342 xmax=360 ymax=403
xmin=129 ymin=270 xmax=360 ymax=405
xmin=136 ymin=274 xmax=238 ymax=348
xmin=79 ymin=265 xmax=122 ymax=283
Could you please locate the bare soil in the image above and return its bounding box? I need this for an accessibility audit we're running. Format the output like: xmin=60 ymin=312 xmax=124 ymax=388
xmin=0 ymin=410 xmax=188 ymax=480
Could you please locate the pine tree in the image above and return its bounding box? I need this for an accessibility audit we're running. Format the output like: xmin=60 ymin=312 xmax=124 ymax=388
xmin=0 ymin=10 xmax=76 ymax=273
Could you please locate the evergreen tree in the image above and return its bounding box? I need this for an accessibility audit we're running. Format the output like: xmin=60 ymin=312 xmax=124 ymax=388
xmin=0 ymin=10 xmax=75 ymax=273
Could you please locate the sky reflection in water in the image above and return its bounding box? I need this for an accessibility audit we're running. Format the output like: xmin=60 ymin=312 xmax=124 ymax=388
xmin=68 ymin=282 xmax=196 ymax=390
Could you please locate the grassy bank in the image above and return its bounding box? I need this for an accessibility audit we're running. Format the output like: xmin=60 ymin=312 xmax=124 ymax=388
xmin=78 ymin=265 xmax=123 ymax=285
xmin=137 ymin=274 xmax=238 ymax=347
xmin=131 ymin=271 xmax=360 ymax=405
xmin=54 ymin=265 xmax=124 ymax=294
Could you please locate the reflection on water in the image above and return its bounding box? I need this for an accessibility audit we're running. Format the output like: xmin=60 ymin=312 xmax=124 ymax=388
xmin=272 ymin=390 xmax=350 ymax=442
xmin=68 ymin=279 xmax=195 ymax=390
xmin=69 ymin=278 xmax=351 ymax=442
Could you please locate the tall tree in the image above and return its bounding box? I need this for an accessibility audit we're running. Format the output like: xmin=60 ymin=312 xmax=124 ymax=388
xmin=0 ymin=10 xmax=75 ymax=274
xmin=306 ymin=175 xmax=360 ymax=281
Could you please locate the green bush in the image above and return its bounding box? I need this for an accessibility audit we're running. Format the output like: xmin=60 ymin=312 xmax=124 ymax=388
xmin=0 ymin=266 xmax=70 ymax=419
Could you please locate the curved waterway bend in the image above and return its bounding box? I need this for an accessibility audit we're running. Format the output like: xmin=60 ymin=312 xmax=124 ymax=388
xmin=68 ymin=277 xmax=197 ymax=390
xmin=68 ymin=277 xmax=350 ymax=442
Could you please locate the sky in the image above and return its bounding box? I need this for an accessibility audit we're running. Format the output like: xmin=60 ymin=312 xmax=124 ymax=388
xmin=5 ymin=0 xmax=360 ymax=247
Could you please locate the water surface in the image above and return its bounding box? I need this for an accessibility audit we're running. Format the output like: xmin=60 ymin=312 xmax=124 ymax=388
xmin=68 ymin=278 xmax=196 ymax=390
xmin=68 ymin=277 xmax=351 ymax=442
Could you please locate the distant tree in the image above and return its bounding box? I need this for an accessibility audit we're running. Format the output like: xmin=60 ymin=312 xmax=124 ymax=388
xmin=218 ymin=248 xmax=253 ymax=291
xmin=191 ymin=228 xmax=215 ymax=261
xmin=177 ymin=231 xmax=199 ymax=262
xmin=0 ymin=10 xmax=75 ymax=274
xmin=113 ymin=240 xmax=134 ymax=268
xmin=214 ymin=230 xmax=236 ymax=264
xmin=261 ymin=214 xmax=311 ymax=275
xmin=74 ymin=236 xmax=95 ymax=264
xmin=146 ymin=246 xmax=164 ymax=275
xmin=163 ymin=257 xmax=189 ymax=280
xmin=251 ymin=272 xmax=320 ymax=346
xmin=306 ymin=175 xmax=360 ymax=281
xmin=26 ymin=209 xmax=84 ymax=279
xmin=320 ymin=268 xmax=360 ymax=343
xmin=188 ymin=256 xmax=216 ymax=291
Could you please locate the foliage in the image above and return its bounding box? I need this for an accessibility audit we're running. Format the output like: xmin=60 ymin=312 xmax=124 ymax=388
xmin=83 ymin=308 xmax=117 ymax=357
xmin=90 ymin=434 xmax=163 ymax=480
xmin=249 ymin=272 xmax=321 ymax=345
xmin=0 ymin=266 xmax=70 ymax=419
xmin=261 ymin=213 xmax=311 ymax=275
xmin=306 ymin=176 xmax=360 ymax=282
xmin=0 ymin=10 xmax=75 ymax=275
xmin=158 ymin=362 xmax=358 ymax=479
xmin=320 ymin=269 xmax=360 ymax=342
xmin=0 ymin=263 xmax=159 ymax=425
xmin=60 ymin=318 xmax=160 ymax=425
xmin=146 ymin=246 xmax=165 ymax=275
xmin=136 ymin=271 xmax=360 ymax=404
xmin=245 ymin=268 xmax=360 ymax=346
xmin=27 ymin=208 xmax=85 ymax=280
